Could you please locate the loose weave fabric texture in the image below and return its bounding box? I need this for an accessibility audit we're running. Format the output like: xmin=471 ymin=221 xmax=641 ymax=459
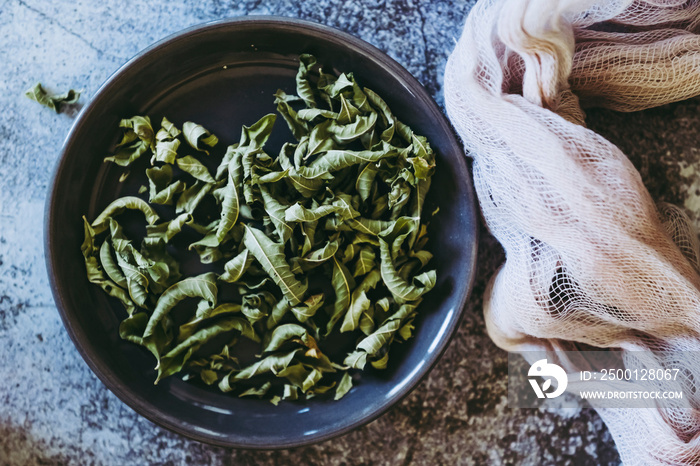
xmin=444 ymin=0 xmax=700 ymax=464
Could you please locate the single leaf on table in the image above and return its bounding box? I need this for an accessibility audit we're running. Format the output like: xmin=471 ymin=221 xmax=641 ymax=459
xmin=242 ymin=225 xmax=308 ymax=306
xmin=143 ymin=272 xmax=218 ymax=338
xmin=183 ymin=121 xmax=218 ymax=153
xmin=25 ymin=82 xmax=80 ymax=112
xmin=91 ymin=196 xmax=159 ymax=234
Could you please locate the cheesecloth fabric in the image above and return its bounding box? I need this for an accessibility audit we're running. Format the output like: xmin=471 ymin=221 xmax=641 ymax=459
xmin=444 ymin=0 xmax=700 ymax=463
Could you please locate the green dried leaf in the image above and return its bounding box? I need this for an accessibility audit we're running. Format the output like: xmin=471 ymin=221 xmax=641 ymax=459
xmin=25 ymin=82 xmax=80 ymax=112
xmin=296 ymin=54 xmax=318 ymax=108
xmin=144 ymin=272 xmax=218 ymax=338
xmin=177 ymin=155 xmax=215 ymax=183
xmin=183 ymin=121 xmax=218 ymax=153
xmin=156 ymin=316 xmax=256 ymax=383
xmin=91 ymin=196 xmax=159 ymax=234
xmin=219 ymin=249 xmax=253 ymax=283
xmin=326 ymin=256 xmax=355 ymax=334
xmin=334 ymin=372 xmax=353 ymax=400
xmin=243 ymin=225 xmax=308 ymax=306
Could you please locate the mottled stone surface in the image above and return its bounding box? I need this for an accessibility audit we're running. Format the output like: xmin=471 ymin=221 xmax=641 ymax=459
xmin=8 ymin=0 xmax=697 ymax=464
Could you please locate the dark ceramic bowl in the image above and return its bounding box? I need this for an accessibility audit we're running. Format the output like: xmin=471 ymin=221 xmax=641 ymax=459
xmin=45 ymin=17 xmax=478 ymax=449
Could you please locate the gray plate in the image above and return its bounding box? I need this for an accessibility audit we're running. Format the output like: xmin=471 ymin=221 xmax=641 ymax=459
xmin=45 ymin=16 xmax=478 ymax=449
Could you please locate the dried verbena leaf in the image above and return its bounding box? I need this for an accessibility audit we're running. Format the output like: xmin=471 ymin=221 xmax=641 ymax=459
xmin=146 ymin=165 xmax=186 ymax=205
xmin=259 ymin=184 xmax=294 ymax=244
xmin=81 ymin=217 xmax=136 ymax=314
xmin=215 ymin=160 xmax=241 ymax=243
xmin=263 ymin=323 xmax=318 ymax=353
xmin=356 ymin=163 xmax=380 ymax=202
xmin=156 ymin=316 xmax=256 ymax=383
xmin=153 ymin=117 xmax=181 ymax=164
xmin=241 ymin=291 xmax=276 ymax=325
xmin=119 ymin=312 xmax=171 ymax=360
xmin=84 ymin=53 xmax=439 ymax=401
xmin=219 ymin=249 xmax=253 ymax=283
xmin=326 ymin=256 xmax=356 ymax=335
xmin=344 ymin=301 xmax=419 ymax=369
xmin=99 ymin=240 xmax=127 ymax=288
xmin=327 ymin=112 xmax=377 ymax=145
xmin=265 ymin=298 xmax=292 ymax=330
xmin=303 ymin=239 xmax=339 ymax=264
xmin=295 ymin=143 xmax=398 ymax=180
xmin=274 ymin=90 xmax=309 ymax=139
xmin=143 ymin=272 xmax=218 ymax=338
xmin=183 ymin=121 xmax=218 ymax=153
xmin=239 ymin=382 xmax=272 ymax=398
xmin=175 ymin=180 xmax=212 ymax=214
xmin=177 ymin=155 xmax=216 ymax=183
xmin=91 ymin=196 xmax=159 ymax=234
xmin=232 ymin=349 xmax=301 ymax=381
xmin=243 ymin=225 xmax=308 ymax=306
xmin=290 ymin=293 xmax=324 ymax=323
xmin=352 ymin=246 xmax=376 ymax=277
xmin=25 ymin=82 xmax=80 ymax=112
xmin=104 ymin=116 xmax=155 ymax=166
xmin=334 ymin=372 xmax=353 ymax=400
xmin=143 ymin=213 xmax=191 ymax=247
xmin=177 ymin=303 xmax=245 ymax=343
xmin=340 ymin=269 xmax=382 ymax=332
xmin=296 ymin=54 xmax=318 ymax=108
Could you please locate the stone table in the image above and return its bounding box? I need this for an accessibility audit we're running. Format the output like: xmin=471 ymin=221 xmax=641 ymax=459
xmin=9 ymin=0 xmax=693 ymax=464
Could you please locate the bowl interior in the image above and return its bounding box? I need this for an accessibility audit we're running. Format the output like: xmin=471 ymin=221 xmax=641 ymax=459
xmin=46 ymin=17 xmax=478 ymax=448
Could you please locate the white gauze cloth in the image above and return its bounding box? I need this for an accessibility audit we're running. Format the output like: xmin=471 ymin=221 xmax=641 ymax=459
xmin=444 ymin=0 xmax=700 ymax=464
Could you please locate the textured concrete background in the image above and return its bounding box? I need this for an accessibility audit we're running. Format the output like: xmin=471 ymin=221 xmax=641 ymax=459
xmin=7 ymin=0 xmax=697 ymax=464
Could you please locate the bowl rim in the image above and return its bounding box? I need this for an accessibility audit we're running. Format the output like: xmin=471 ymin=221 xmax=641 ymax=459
xmin=44 ymin=15 xmax=479 ymax=449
